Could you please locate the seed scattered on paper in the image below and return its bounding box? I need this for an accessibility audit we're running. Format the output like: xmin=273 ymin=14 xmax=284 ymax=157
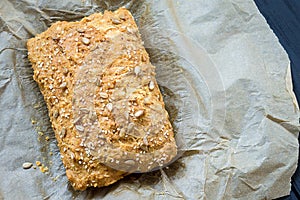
xmin=22 ymin=162 xmax=33 ymax=169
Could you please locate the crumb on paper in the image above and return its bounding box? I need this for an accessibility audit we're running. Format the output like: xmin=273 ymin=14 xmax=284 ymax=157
xmin=22 ymin=162 xmax=33 ymax=169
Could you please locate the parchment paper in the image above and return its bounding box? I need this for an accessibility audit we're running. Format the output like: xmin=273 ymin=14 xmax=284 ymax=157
xmin=0 ymin=0 xmax=299 ymax=199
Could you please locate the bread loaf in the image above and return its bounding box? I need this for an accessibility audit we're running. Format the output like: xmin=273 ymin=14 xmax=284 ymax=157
xmin=27 ymin=7 xmax=177 ymax=190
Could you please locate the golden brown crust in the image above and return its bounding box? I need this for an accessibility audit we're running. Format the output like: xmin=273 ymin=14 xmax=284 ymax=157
xmin=27 ymin=8 xmax=177 ymax=190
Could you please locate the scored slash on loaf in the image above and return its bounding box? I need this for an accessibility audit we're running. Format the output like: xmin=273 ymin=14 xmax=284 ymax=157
xmin=27 ymin=7 xmax=177 ymax=190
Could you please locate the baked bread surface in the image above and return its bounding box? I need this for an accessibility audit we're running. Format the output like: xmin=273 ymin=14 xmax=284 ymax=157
xmin=27 ymin=8 xmax=177 ymax=190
